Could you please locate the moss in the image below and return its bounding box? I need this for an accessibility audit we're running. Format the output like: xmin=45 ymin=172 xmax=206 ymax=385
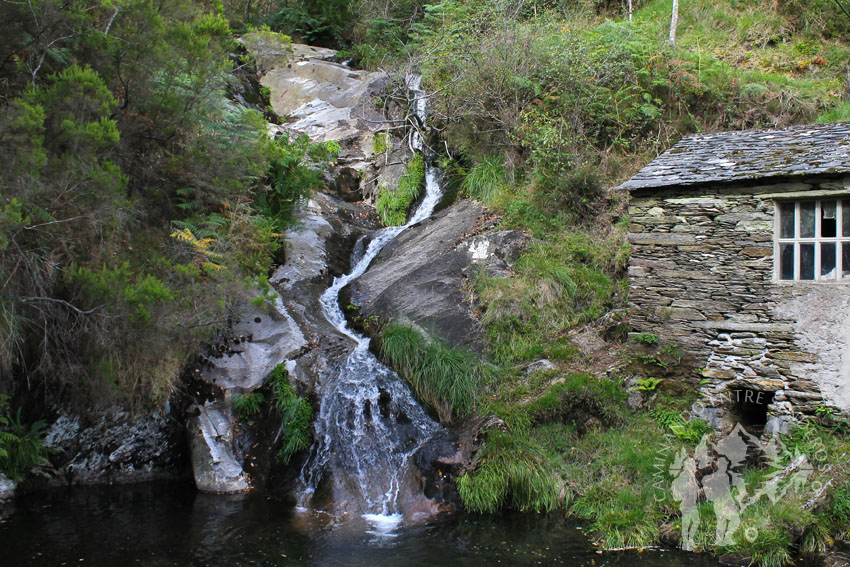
xmin=372 ymin=132 xmax=391 ymax=154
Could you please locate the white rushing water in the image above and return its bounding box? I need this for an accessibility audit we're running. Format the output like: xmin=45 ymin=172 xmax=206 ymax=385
xmin=297 ymin=76 xmax=444 ymax=532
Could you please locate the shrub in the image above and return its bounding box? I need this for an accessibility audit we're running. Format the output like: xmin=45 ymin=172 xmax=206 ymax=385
xmin=255 ymin=134 xmax=332 ymax=232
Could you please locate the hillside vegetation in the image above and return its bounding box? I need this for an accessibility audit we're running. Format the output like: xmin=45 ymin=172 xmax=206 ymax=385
xmin=3 ymin=0 xmax=850 ymax=564
xmin=0 ymin=1 xmax=342 ymax=411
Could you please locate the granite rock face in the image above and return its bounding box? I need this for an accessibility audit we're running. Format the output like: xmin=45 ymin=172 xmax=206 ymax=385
xmin=44 ymin=408 xmax=185 ymax=485
xmin=240 ymin=32 xmax=414 ymax=205
xmin=347 ymin=200 xmax=527 ymax=350
xmin=201 ymin=292 xmax=306 ymax=393
xmin=626 ymin=175 xmax=850 ymax=431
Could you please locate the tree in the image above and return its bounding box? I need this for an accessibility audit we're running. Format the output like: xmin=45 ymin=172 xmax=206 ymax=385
xmin=669 ymin=0 xmax=679 ymax=46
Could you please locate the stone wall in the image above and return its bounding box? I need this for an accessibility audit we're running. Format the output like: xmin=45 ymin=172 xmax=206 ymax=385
xmin=627 ymin=175 xmax=850 ymax=432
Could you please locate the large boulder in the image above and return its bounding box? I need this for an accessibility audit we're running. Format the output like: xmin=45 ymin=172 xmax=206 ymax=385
xmin=346 ymin=200 xmax=527 ymax=350
xmin=187 ymin=402 xmax=250 ymax=493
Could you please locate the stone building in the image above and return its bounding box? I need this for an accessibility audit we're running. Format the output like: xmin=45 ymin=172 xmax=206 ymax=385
xmin=618 ymin=122 xmax=850 ymax=434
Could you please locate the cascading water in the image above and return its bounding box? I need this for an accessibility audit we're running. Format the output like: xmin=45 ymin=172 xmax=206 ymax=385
xmin=297 ymin=76 xmax=444 ymax=532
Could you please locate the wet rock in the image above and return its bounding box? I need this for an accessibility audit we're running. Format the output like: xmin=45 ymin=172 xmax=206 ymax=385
xmin=348 ymin=200 xmax=527 ymax=350
xmin=187 ymin=402 xmax=250 ymax=493
xmin=413 ymin=430 xmax=460 ymax=508
xmin=270 ymin=192 xmax=380 ymax=359
xmin=44 ymin=408 xmax=184 ymax=485
xmin=0 ymin=474 xmax=15 ymax=503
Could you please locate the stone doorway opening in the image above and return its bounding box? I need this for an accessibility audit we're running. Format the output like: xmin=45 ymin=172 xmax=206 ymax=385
xmin=728 ymin=388 xmax=774 ymax=431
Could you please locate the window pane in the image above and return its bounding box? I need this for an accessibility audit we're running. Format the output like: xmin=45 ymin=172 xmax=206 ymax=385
xmin=821 ymin=242 xmax=836 ymax=279
xmin=780 ymin=243 xmax=795 ymax=280
xmin=800 ymin=202 xmax=815 ymax=238
xmin=800 ymin=243 xmax=815 ymax=280
xmin=780 ymin=201 xmax=795 ymax=238
xmin=844 ymin=200 xmax=850 ymax=237
xmin=822 ymin=200 xmax=837 ymax=237
xmin=844 ymin=243 xmax=850 ymax=280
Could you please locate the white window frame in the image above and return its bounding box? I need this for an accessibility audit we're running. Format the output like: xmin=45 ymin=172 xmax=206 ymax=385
xmin=774 ymin=198 xmax=850 ymax=282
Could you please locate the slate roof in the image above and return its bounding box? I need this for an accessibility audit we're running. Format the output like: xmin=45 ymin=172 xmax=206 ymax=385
xmin=616 ymin=121 xmax=850 ymax=191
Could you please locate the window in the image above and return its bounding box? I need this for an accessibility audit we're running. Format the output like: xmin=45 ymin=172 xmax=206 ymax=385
xmin=775 ymin=199 xmax=850 ymax=281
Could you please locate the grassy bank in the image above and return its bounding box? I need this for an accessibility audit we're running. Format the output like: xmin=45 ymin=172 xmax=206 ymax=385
xmin=379 ymin=323 xmax=850 ymax=564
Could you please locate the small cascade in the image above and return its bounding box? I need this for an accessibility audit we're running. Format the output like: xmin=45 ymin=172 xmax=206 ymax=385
xmin=297 ymin=76 xmax=444 ymax=529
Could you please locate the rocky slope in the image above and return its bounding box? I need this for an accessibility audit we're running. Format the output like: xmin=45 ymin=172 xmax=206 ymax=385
xmin=345 ymin=200 xmax=527 ymax=350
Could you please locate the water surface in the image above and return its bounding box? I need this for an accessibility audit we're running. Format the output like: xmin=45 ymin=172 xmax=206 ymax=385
xmin=0 ymin=482 xmax=719 ymax=567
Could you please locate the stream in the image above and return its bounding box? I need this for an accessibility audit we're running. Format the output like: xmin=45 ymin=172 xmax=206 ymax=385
xmin=296 ymin=77 xmax=446 ymax=530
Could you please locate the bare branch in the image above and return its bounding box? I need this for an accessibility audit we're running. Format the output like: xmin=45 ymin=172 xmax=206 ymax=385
xmin=104 ymin=7 xmax=120 ymax=36
xmin=22 ymin=215 xmax=88 ymax=231
xmin=20 ymin=296 xmax=105 ymax=315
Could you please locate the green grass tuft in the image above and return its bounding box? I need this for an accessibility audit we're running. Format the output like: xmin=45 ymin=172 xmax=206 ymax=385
xmin=457 ymin=430 xmax=561 ymax=513
xmin=380 ymin=322 xmax=485 ymax=422
xmin=232 ymin=392 xmax=264 ymax=419
xmin=460 ymin=154 xmax=505 ymax=205
xmin=269 ymin=364 xmax=313 ymax=463
xmin=375 ymin=153 xmax=425 ymax=226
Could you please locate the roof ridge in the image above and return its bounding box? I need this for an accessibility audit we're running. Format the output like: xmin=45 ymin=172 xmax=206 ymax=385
xmin=616 ymin=121 xmax=850 ymax=192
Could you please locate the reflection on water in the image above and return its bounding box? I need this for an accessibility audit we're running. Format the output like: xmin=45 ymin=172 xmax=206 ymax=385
xmin=0 ymin=482 xmax=717 ymax=567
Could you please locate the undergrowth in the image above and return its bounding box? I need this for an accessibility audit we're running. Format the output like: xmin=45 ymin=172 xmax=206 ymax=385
xmin=0 ymin=394 xmax=50 ymax=481
xmin=475 ymin=230 xmax=628 ymax=364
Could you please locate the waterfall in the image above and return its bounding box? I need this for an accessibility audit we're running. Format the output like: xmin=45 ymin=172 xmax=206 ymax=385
xmin=297 ymin=76 xmax=444 ymax=532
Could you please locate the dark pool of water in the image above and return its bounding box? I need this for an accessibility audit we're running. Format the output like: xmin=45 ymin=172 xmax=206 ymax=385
xmin=0 ymin=482 xmax=719 ymax=567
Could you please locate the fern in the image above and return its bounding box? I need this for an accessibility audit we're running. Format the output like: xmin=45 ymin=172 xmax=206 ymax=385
xmin=170 ymin=226 xmax=225 ymax=270
xmin=0 ymin=395 xmax=51 ymax=480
